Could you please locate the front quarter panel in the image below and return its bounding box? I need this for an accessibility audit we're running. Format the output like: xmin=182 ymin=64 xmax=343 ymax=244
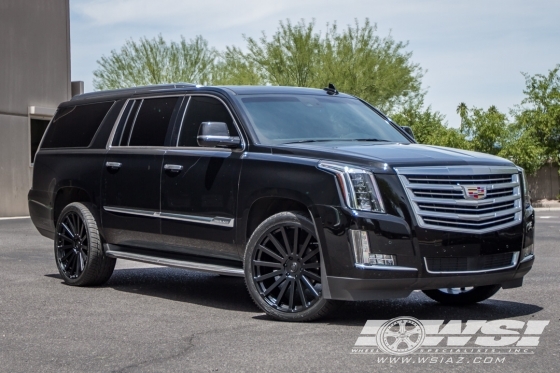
xmin=237 ymin=150 xmax=341 ymax=271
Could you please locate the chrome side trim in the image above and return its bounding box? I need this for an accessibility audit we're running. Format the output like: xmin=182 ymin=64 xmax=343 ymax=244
xmin=103 ymin=206 xmax=158 ymax=218
xmin=103 ymin=206 xmax=235 ymax=227
xmin=159 ymin=212 xmax=234 ymax=227
xmin=423 ymin=252 xmax=520 ymax=274
xmin=104 ymin=248 xmax=244 ymax=277
xmin=355 ymin=264 xmax=418 ymax=271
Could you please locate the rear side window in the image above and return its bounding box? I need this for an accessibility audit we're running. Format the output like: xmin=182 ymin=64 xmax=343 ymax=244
xmin=127 ymin=97 xmax=179 ymax=146
xmin=41 ymin=101 xmax=114 ymax=148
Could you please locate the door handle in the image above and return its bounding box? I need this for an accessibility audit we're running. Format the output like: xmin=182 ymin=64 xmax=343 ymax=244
xmin=106 ymin=162 xmax=122 ymax=169
xmin=164 ymin=164 xmax=183 ymax=172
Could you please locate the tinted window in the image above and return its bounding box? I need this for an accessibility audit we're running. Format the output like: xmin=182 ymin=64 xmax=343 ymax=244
xmin=178 ymin=96 xmax=236 ymax=147
xmin=128 ymin=97 xmax=179 ymax=146
xmin=41 ymin=101 xmax=114 ymax=148
xmin=239 ymin=95 xmax=409 ymax=144
xmin=112 ymin=100 xmax=140 ymax=146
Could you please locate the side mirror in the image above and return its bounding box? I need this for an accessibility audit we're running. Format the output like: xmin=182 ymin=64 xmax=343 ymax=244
xmin=197 ymin=122 xmax=241 ymax=148
xmin=400 ymin=126 xmax=415 ymax=140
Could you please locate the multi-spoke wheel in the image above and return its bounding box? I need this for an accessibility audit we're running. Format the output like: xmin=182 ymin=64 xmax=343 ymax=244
xmin=55 ymin=202 xmax=116 ymax=286
xmin=422 ymin=285 xmax=501 ymax=305
xmin=244 ymin=212 xmax=335 ymax=321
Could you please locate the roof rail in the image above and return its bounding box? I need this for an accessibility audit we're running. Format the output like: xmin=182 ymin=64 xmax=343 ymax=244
xmin=70 ymin=83 xmax=197 ymax=101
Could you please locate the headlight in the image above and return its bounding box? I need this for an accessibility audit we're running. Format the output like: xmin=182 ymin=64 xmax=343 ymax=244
xmin=517 ymin=167 xmax=531 ymax=209
xmin=318 ymin=161 xmax=385 ymax=213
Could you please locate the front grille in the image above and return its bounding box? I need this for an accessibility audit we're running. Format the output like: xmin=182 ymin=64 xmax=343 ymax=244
xmin=395 ymin=166 xmax=523 ymax=234
xmin=425 ymin=252 xmax=518 ymax=273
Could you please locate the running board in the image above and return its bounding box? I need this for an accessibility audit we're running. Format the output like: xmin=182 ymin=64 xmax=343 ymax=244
xmin=104 ymin=245 xmax=244 ymax=277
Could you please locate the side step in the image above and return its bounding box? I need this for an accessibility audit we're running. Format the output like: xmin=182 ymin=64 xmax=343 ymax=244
xmin=104 ymin=244 xmax=245 ymax=277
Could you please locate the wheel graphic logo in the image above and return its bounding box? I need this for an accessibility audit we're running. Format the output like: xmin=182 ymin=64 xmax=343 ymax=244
xmin=376 ymin=317 xmax=425 ymax=355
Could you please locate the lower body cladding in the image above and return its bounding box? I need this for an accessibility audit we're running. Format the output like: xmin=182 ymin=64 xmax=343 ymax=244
xmin=316 ymin=206 xmax=535 ymax=301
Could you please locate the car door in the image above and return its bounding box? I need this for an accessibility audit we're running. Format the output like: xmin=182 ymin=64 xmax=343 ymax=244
xmin=102 ymin=95 xmax=183 ymax=249
xmin=159 ymin=95 xmax=244 ymax=260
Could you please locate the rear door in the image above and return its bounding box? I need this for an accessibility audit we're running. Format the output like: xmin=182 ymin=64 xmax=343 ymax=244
xmin=102 ymin=96 xmax=183 ymax=249
xmin=159 ymin=95 xmax=244 ymax=260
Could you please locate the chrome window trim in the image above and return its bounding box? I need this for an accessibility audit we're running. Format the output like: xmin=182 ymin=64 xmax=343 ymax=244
xmin=106 ymin=94 xmax=184 ymax=149
xmin=106 ymin=98 xmax=132 ymax=149
xmin=394 ymin=166 xmax=523 ymax=234
xmin=423 ymin=251 xmax=520 ymax=274
xmin=103 ymin=206 xmax=235 ymax=227
xmin=175 ymin=94 xmax=246 ymax=150
xmin=175 ymin=96 xmax=191 ymax=146
xmin=105 ymin=93 xmax=246 ymax=152
xmin=125 ymin=99 xmax=143 ymax=146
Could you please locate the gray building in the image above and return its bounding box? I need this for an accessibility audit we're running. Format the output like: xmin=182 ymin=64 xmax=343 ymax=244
xmin=0 ymin=1 xmax=72 ymax=217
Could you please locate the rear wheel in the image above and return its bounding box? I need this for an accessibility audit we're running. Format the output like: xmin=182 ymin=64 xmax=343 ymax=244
xmin=422 ymin=285 xmax=501 ymax=305
xmin=54 ymin=202 xmax=116 ymax=286
xmin=244 ymin=212 xmax=335 ymax=322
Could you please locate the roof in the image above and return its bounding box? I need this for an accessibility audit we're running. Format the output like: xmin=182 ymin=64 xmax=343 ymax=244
xmin=67 ymin=83 xmax=354 ymax=104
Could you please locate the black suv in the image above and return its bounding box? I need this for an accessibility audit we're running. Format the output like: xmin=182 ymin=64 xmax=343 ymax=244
xmin=29 ymin=84 xmax=535 ymax=321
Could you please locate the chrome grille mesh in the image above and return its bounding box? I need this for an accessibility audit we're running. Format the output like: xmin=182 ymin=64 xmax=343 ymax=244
xmin=395 ymin=166 xmax=523 ymax=234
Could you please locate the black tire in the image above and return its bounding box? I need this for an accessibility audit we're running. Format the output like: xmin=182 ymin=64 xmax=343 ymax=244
xmin=54 ymin=202 xmax=116 ymax=286
xmin=422 ymin=285 xmax=501 ymax=305
xmin=244 ymin=211 xmax=336 ymax=322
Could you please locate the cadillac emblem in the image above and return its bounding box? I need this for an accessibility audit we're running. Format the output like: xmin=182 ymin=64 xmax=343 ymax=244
xmin=462 ymin=185 xmax=487 ymax=200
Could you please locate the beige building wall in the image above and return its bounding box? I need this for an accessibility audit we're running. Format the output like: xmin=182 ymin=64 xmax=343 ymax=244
xmin=0 ymin=0 xmax=71 ymax=216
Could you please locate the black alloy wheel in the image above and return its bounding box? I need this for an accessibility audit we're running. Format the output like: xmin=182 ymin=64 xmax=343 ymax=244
xmin=422 ymin=285 xmax=501 ymax=305
xmin=54 ymin=202 xmax=116 ymax=286
xmin=244 ymin=212 xmax=335 ymax=321
xmin=56 ymin=211 xmax=89 ymax=279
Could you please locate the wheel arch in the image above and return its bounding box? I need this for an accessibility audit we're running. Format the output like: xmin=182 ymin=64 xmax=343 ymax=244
xmin=53 ymin=187 xmax=94 ymax=225
xmin=245 ymin=196 xmax=312 ymax=242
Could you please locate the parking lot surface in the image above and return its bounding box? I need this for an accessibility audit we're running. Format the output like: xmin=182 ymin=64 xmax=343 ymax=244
xmin=0 ymin=212 xmax=558 ymax=373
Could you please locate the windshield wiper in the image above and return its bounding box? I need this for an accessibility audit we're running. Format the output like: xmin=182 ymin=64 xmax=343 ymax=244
xmin=350 ymin=138 xmax=392 ymax=142
xmin=283 ymin=138 xmax=393 ymax=144
xmin=283 ymin=139 xmax=337 ymax=144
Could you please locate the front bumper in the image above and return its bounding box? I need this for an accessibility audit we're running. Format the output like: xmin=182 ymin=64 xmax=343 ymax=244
xmin=316 ymin=204 xmax=535 ymax=301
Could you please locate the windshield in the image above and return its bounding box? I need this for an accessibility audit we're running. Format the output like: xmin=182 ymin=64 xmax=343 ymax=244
xmin=239 ymin=95 xmax=409 ymax=145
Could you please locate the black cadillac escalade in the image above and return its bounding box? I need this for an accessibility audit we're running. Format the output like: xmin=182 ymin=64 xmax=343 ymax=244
xmin=28 ymin=84 xmax=535 ymax=321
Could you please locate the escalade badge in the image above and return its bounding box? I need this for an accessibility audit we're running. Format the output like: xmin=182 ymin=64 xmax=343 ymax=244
xmin=462 ymin=185 xmax=487 ymax=200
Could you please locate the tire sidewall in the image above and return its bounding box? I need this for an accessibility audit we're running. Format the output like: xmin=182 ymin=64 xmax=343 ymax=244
xmin=54 ymin=202 xmax=98 ymax=286
xmin=243 ymin=211 xmax=328 ymax=322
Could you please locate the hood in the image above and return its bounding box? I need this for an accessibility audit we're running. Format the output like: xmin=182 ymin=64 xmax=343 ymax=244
xmin=272 ymin=142 xmax=515 ymax=170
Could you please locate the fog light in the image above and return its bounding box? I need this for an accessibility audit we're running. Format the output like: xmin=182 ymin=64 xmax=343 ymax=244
xmin=349 ymin=230 xmax=396 ymax=267
xmin=520 ymin=244 xmax=534 ymax=263
xmin=350 ymin=230 xmax=370 ymax=264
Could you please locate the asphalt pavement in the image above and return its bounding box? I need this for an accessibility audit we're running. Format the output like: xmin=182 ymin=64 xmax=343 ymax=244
xmin=0 ymin=212 xmax=558 ymax=373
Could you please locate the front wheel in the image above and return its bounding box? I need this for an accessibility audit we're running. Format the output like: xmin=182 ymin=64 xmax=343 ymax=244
xmin=422 ymin=285 xmax=501 ymax=305
xmin=244 ymin=212 xmax=335 ymax=322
